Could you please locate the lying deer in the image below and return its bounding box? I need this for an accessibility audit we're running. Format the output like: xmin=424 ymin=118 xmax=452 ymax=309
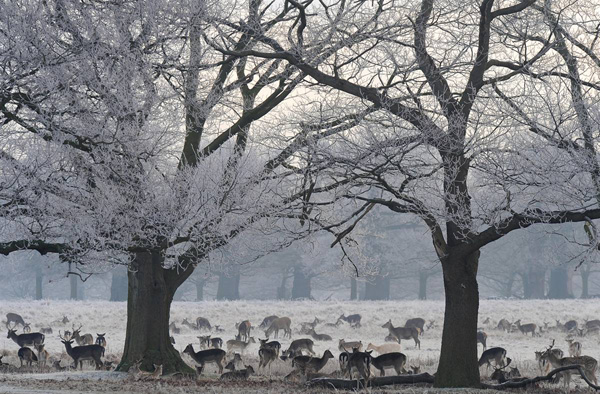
xmin=7 ymin=325 xmax=45 ymax=348
xmin=307 ymin=328 xmax=332 ymax=341
xmin=220 ymin=365 xmax=254 ymax=381
xmin=71 ymin=325 xmax=94 ymax=346
xmin=135 ymin=364 xmax=162 ymax=380
xmin=292 ymin=350 xmax=334 ymax=374
xmin=183 ymin=344 xmax=226 ymax=374
xmin=337 ymin=313 xmax=361 ymax=328
xmin=382 ymin=320 xmax=420 ymax=349
xmin=339 ymin=339 xmax=363 ymax=352
xmin=490 ymin=358 xmax=521 ymax=383
xmin=225 ymin=353 xmax=243 ymax=371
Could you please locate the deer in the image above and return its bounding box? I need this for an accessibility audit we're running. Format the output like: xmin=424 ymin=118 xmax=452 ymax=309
xmin=347 ymin=349 xmax=372 ymax=388
xmin=259 ymin=315 xmax=279 ymax=329
xmin=18 ymin=347 xmax=38 ymax=367
xmin=409 ymin=365 xmax=421 ymax=374
xmin=405 ymin=318 xmax=425 ymax=334
xmin=182 ymin=318 xmax=197 ymax=330
xmin=299 ymin=317 xmax=321 ymax=334
xmin=366 ymin=342 xmax=402 ymax=355
xmin=196 ymin=317 xmax=211 ymax=331
xmin=259 ymin=338 xmax=281 ymax=356
xmin=22 ymin=323 xmax=31 ymax=334
xmin=292 ymin=349 xmax=334 ymax=374
xmin=35 ymin=343 xmax=50 ymax=367
xmin=220 ymin=365 xmax=255 ymax=381
xmin=225 ymin=353 xmax=243 ymax=371
xmin=540 ymin=340 xmax=598 ymax=392
xmin=264 ymin=317 xmax=291 ymax=339
xmin=236 ymin=320 xmax=252 ymax=341
xmin=258 ymin=346 xmax=278 ymax=373
xmin=514 ymin=320 xmax=537 ymax=336
xmin=370 ymin=352 xmax=407 ymax=376
xmin=337 ymin=313 xmax=361 ymax=328
xmin=307 ymin=328 xmax=332 ymax=341
xmin=135 ymin=364 xmax=162 ymax=380
xmin=39 ymin=327 xmax=53 ymax=334
xmin=478 ymin=347 xmax=506 ymax=371
xmin=566 ymin=338 xmax=582 ymax=357
xmin=169 ymin=322 xmax=180 ymax=334
xmin=183 ymin=344 xmax=226 ymax=374
xmin=7 ymin=325 xmax=45 ymax=348
xmin=585 ymin=319 xmax=600 ymax=330
xmin=95 ymin=333 xmax=107 ymax=348
xmin=281 ymin=338 xmax=316 ymax=359
xmin=71 ymin=325 xmax=94 ymax=345
xmin=535 ymin=348 xmax=563 ymax=374
xmin=214 ymin=325 xmax=225 ymax=333
xmin=5 ymin=313 xmax=26 ymax=328
xmin=199 ymin=335 xmax=223 ymax=349
xmin=52 ymin=360 xmax=67 ymax=371
xmin=477 ymin=331 xmax=487 ymax=350
xmin=490 ymin=358 xmax=521 ymax=383
xmin=59 ymin=332 xmax=104 ymax=370
xmin=339 ymin=339 xmax=363 ymax=353
xmin=226 ymin=337 xmax=255 ymax=354
xmin=496 ymin=318 xmax=512 ymax=332
xmin=382 ymin=320 xmax=420 ymax=349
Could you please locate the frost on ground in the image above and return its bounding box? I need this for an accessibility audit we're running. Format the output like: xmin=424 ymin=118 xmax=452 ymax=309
xmin=1 ymin=299 xmax=599 ymax=393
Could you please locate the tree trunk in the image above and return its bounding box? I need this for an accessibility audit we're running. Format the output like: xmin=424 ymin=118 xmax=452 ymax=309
xmin=548 ymin=267 xmax=572 ymax=299
xmin=110 ymin=267 xmax=128 ymax=301
xmin=196 ymin=279 xmax=205 ymax=301
xmin=364 ymin=275 xmax=390 ymax=300
xmin=521 ymin=266 xmax=546 ymax=299
xmin=35 ymin=265 xmax=43 ymax=300
xmin=70 ymin=272 xmax=78 ymax=300
xmin=116 ymin=251 xmax=193 ymax=374
xmin=291 ymin=266 xmax=312 ymax=299
xmin=350 ymin=277 xmax=357 ymax=300
xmin=418 ymin=270 xmax=428 ymax=300
xmin=503 ymin=273 xmax=515 ymax=299
xmin=435 ymin=251 xmax=480 ymax=388
xmin=78 ymin=281 xmax=85 ymax=300
xmin=217 ymin=272 xmax=240 ymax=300
xmin=277 ymin=268 xmax=290 ymax=299
xmin=581 ymin=268 xmax=590 ymax=299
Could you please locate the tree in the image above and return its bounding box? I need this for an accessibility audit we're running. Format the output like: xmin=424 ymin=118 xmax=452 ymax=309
xmin=215 ymin=0 xmax=600 ymax=386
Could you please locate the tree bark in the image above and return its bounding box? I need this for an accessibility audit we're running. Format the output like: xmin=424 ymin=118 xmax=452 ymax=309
xmin=547 ymin=267 xmax=572 ymax=299
xmin=364 ymin=275 xmax=390 ymax=300
xmin=116 ymin=251 xmax=193 ymax=374
xmin=70 ymin=271 xmax=78 ymax=300
xmin=291 ymin=266 xmax=311 ymax=299
xmin=350 ymin=277 xmax=357 ymax=300
xmin=216 ymin=272 xmax=240 ymax=300
xmin=110 ymin=267 xmax=128 ymax=301
xmin=435 ymin=251 xmax=480 ymax=388
xmin=195 ymin=279 xmax=205 ymax=301
xmin=35 ymin=265 xmax=43 ymax=300
xmin=418 ymin=270 xmax=428 ymax=300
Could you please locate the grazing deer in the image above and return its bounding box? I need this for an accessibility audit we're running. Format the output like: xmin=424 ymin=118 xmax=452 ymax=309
xmin=6 ymin=313 xmax=26 ymax=328
xmin=566 ymin=338 xmax=582 ymax=357
xmin=35 ymin=343 xmax=49 ymax=367
xmin=183 ymin=344 xmax=226 ymax=374
xmin=496 ymin=318 xmax=512 ymax=332
xmin=382 ymin=320 xmax=420 ymax=349
xmin=409 ymin=365 xmax=421 ymax=374
xmin=405 ymin=318 xmax=425 ymax=334
xmin=135 ymin=364 xmax=163 ymax=380
xmin=514 ymin=320 xmax=537 ymax=336
xmin=307 ymin=328 xmax=332 ymax=341
xmin=220 ymin=365 xmax=255 ymax=381
xmin=60 ymin=334 xmax=104 ymax=370
xmin=196 ymin=317 xmax=211 ymax=331
xmin=477 ymin=331 xmax=487 ymax=350
xmin=226 ymin=337 xmax=255 ymax=354
xmin=281 ymin=338 xmax=316 ymax=359
xmin=7 ymin=325 xmax=45 ymax=347
xmin=541 ymin=340 xmax=598 ymax=391
xmin=169 ymin=322 xmax=180 ymax=334
xmin=199 ymin=335 xmax=223 ymax=349
xmin=339 ymin=339 xmax=363 ymax=352
xmin=259 ymin=338 xmax=281 ymax=356
xmin=95 ymin=333 xmax=107 ymax=348
xmin=370 ymin=352 xmax=407 ymax=376
xmin=258 ymin=346 xmax=278 ymax=372
xmin=71 ymin=325 xmax=94 ymax=346
xmin=426 ymin=320 xmax=436 ymax=330
xmin=18 ymin=347 xmax=38 ymax=367
xmin=39 ymin=327 xmax=53 ymax=334
xmin=22 ymin=323 xmax=31 ymax=334
xmin=259 ymin=315 xmax=279 ymax=329
xmin=490 ymin=358 xmax=521 ymax=383
xmin=225 ymin=353 xmax=243 ymax=371
xmin=292 ymin=350 xmax=334 ymax=374
xmin=237 ymin=320 xmax=252 ymax=342
xmin=366 ymin=342 xmax=402 ymax=355
xmin=478 ymin=347 xmax=506 ymax=370
xmin=265 ymin=317 xmax=291 ymax=339
xmin=182 ymin=318 xmax=197 ymax=330
xmin=337 ymin=313 xmax=361 ymax=328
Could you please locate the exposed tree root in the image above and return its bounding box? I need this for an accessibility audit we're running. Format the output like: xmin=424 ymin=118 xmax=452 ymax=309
xmin=305 ymin=372 xmax=435 ymax=389
xmin=482 ymin=365 xmax=600 ymax=390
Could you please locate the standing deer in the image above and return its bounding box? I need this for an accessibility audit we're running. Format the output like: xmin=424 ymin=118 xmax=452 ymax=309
xmin=60 ymin=332 xmax=104 ymax=370
xmin=382 ymin=320 xmax=420 ymax=349
xmin=478 ymin=347 xmax=506 ymax=371
xmin=264 ymin=317 xmax=291 ymax=339
xmin=196 ymin=317 xmax=211 ymax=331
xmin=405 ymin=318 xmax=425 ymax=334
xmin=226 ymin=337 xmax=256 ymax=354
xmin=258 ymin=346 xmax=278 ymax=373
xmin=259 ymin=338 xmax=281 ymax=356
xmin=259 ymin=315 xmax=279 ymax=329
xmin=237 ymin=320 xmax=252 ymax=342
xmin=370 ymin=352 xmax=407 ymax=376
xmin=535 ymin=348 xmax=564 ymax=374
xmin=496 ymin=319 xmax=512 ymax=332
xmin=95 ymin=333 xmax=107 ymax=348
xmin=198 ymin=335 xmax=223 ymax=349
xmin=292 ymin=350 xmax=334 ymax=374
xmin=71 ymin=325 xmax=94 ymax=345
xmin=7 ymin=325 xmax=45 ymax=347
xmin=35 ymin=343 xmax=50 ymax=367
xmin=566 ymin=338 xmax=582 ymax=357
xmin=477 ymin=331 xmax=487 ymax=350
xmin=514 ymin=320 xmax=537 ymax=336
xmin=348 ymin=349 xmax=372 ymax=388
xmin=182 ymin=318 xmax=197 ymax=330
xmin=18 ymin=347 xmax=38 ymax=367
xmin=183 ymin=344 xmax=226 ymax=374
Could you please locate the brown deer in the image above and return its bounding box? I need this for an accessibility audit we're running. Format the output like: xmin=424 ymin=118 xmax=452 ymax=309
xmin=237 ymin=320 xmax=252 ymax=341
xmin=566 ymin=338 xmax=582 ymax=357
xmin=347 ymin=349 xmax=372 ymax=388
xmin=490 ymin=358 xmax=521 ymax=383
xmin=541 ymin=340 xmax=597 ymax=391
xmin=95 ymin=333 xmax=107 ymax=348
xmin=535 ymin=348 xmax=564 ymax=374
xmin=196 ymin=317 xmax=211 ymax=331
xmin=6 ymin=313 xmax=26 ymax=328
xmin=514 ymin=320 xmax=537 ymax=336
xmin=281 ymin=338 xmax=315 ymax=359
xmin=292 ymin=350 xmax=334 ymax=374
xmin=7 ymin=325 xmax=45 ymax=348
xmin=259 ymin=315 xmax=279 ymax=329
xmin=339 ymin=339 xmax=363 ymax=352
xmin=35 ymin=343 xmax=50 ymax=367
xmin=259 ymin=338 xmax=281 ymax=356
xmin=264 ymin=317 xmax=291 ymax=339
xmin=382 ymin=320 xmax=420 ymax=349
xmin=405 ymin=318 xmax=425 ymax=335
xmin=370 ymin=352 xmax=407 ymax=376
xmin=71 ymin=325 xmax=94 ymax=346
xmin=183 ymin=344 xmax=226 ymax=374
xmin=135 ymin=364 xmax=162 ymax=380
xmin=478 ymin=347 xmax=506 ymax=371
xmin=258 ymin=346 xmax=278 ymax=372
xmin=224 ymin=353 xmax=243 ymax=371
xmin=496 ymin=318 xmax=512 ymax=332
xmin=219 ymin=365 xmax=254 ymax=381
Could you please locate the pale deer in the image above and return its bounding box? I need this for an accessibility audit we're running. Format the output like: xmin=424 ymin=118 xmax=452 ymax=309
xmin=292 ymin=349 xmax=334 ymax=374
xmin=18 ymin=347 xmax=37 ymax=367
xmin=198 ymin=335 xmax=223 ymax=349
xmin=566 ymin=338 xmax=582 ymax=357
xmin=60 ymin=334 xmax=104 ymax=370
xmin=477 ymin=331 xmax=487 ymax=350
xmin=95 ymin=333 xmax=107 ymax=348
xmin=514 ymin=320 xmax=537 ymax=336
xmin=7 ymin=325 xmax=44 ymax=348
xmin=281 ymin=338 xmax=315 ymax=359
xmin=370 ymin=352 xmax=407 ymax=376
xmin=71 ymin=325 xmax=94 ymax=346
xmin=478 ymin=347 xmax=506 ymax=371
xmin=22 ymin=323 xmax=31 ymax=334
xmin=337 ymin=313 xmax=361 ymax=328
xmin=338 ymin=339 xmax=363 ymax=352
xmin=237 ymin=320 xmax=252 ymax=342
xmin=535 ymin=348 xmax=564 ymax=374
xmin=35 ymin=343 xmax=49 ymax=367
xmin=135 ymin=364 xmax=162 ymax=380
xmin=366 ymin=342 xmax=402 ymax=355
xmin=405 ymin=318 xmax=425 ymax=334
xmin=382 ymin=320 xmax=420 ymax=349
xmin=541 ymin=340 xmax=598 ymax=392
xmin=226 ymin=337 xmax=255 ymax=354
xmin=196 ymin=317 xmax=211 ymax=331
xmin=183 ymin=344 xmax=226 ymax=374
xmin=5 ymin=313 xmax=26 ymax=328
xmin=264 ymin=317 xmax=291 ymax=339
xmin=307 ymin=328 xmax=332 ymax=341
xmin=219 ymin=365 xmax=254 ymax=381
xmin=259 ymin=315 xmax=279 ymax=329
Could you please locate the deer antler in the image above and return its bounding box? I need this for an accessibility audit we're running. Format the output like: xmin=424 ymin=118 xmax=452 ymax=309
xmin=493 ymin=357 xmax=512 ymax=371
xmin=58 ymin=330 xmax=67 ymax=341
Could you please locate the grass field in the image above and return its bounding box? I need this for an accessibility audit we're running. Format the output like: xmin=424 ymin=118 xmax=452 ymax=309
xmin=1 ymin=299 xmax=599 ymax=393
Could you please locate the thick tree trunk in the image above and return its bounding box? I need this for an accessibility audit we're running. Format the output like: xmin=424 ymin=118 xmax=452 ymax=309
xmin=364 ymin=275 xmax=390 ymax=300
xmin=435 ymin=251 xmax=480 ymax=388
xmin=350 ymin=277 xmax=357 ymax=300
xmin=291 ymin=266 xmax=311 ymax=299
xmin=196 ymin=279 xmax=205 ymax=301
xmin=35 ymin=265 xmax=43 ymax=300
xmin=547 ymin=267 xmax=572 ymax=299
xmin=217 ymin=272 xmax=240 ymax=300
xmin=110 ymin=267 xmax=128 ymax=301
xmin=418 ymin=270 xmax=428 ymax=300
xmin=117 ymin=251 xmax=193 ymax=374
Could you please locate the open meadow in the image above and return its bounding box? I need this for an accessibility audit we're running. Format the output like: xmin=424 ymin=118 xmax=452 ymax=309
xmin=1 ymin=299 xmax=599 ymax=393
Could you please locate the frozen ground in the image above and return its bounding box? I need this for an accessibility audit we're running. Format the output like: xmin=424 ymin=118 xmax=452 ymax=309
xmin=1 ymin=299 xmax=599 ymax=393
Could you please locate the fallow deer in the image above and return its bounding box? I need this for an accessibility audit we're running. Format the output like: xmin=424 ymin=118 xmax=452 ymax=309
xmin=264 ymin=317 xmax=291 ymax=339
xmin=183 ymin=344 xmax=226 ymax=374
xmin=382 ymin=320 xmax=420 ymax=349
xmin=370 ymin=352 xmax=407 ymax=376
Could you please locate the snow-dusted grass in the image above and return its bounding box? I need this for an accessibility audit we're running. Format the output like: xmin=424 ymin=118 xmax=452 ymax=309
xmin=1 ymin=298 xmax=600 ymax=392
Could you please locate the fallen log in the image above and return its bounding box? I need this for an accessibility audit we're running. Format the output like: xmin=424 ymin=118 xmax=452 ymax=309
xmin=306 ymin=372 xmax=435 ymax=389
xmin=482 ymin=365 xmax=600 ymax=390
